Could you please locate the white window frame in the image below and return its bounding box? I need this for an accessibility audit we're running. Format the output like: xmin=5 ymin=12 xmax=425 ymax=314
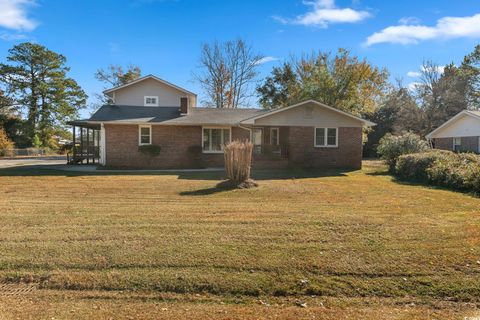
xmin=314 ymin=127 xmax=338 ymax=148
xmin=270 ymin=127 xmax=280 ymax=146
xmin=453 ymin=137 xmax=461 ymax=151
xmin=144 ymin=96 xmax=159 ymax=107
xmin=202 ymin=126 xmax=231 ymax=154
xmin=138 ymin=125 xmax=152 ymax=146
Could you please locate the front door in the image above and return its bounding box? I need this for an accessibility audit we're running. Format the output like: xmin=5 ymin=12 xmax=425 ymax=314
xmin=253 ymin=128 xmax=263 ymax=154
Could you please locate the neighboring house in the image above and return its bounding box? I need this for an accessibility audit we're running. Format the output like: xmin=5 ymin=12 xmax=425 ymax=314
xmin=69 ymin=75 xmax=375 ymax=169
xmin=426 ymin=110 xmax=480 ymax=153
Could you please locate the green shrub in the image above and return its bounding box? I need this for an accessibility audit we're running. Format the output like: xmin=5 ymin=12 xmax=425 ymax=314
xmin=426 ymin=152 xmax=480 ymax=193
xmin=395 ymin=150 xmax=450 ymax=182
xmin=377 ymin=132 xmax=429 ymax=171
xmin=395 ymin=150 xmax=480 ymax=194
xmin=138 ymin=145 xmax=161 ymax=157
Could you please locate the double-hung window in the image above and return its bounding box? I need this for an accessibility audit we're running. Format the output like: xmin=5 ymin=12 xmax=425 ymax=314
xmin=453 ymin=137 xmax=461 ymax=152
xmin=203 ymin=127 xmax=231 ymax=153
xmin=144 ymin=96 xmax=159 ymax=106
xmin=270 ymin=128 xmax=279 ymax=146
xmin=139 ymin=125 xmax=152 ymax=145
xmin=315 ymin=127 xmax=338 ymax=147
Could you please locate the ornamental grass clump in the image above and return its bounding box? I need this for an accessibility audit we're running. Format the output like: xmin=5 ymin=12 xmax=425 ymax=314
xmin=223 ymin=140 xmax=257 ymax=188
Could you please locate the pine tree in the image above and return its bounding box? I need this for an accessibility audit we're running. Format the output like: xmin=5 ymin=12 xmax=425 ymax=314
xmin=0 ymin=42 xmax=87 ymax=147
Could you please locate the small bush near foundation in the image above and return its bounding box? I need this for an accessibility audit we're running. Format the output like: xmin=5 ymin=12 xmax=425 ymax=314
xmin=395 ymin=150 xmax=480 ymax=194
xmin=138 ymin=145 xmax=161 ymax=157
xmin=224 ymin=140 xmax=257 ymax=188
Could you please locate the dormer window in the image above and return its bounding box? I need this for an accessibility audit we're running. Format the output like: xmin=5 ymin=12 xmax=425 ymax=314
xmin=144 ymin=96 xmax=159 ymax=106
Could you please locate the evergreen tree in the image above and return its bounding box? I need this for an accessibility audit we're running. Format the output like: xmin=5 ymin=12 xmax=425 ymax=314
xmin=0 ymin=42 xmax=87 ymax=147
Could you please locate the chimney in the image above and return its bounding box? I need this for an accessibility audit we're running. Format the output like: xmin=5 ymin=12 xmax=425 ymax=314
xmin=180 ymin=97 xmax=188 ymax=114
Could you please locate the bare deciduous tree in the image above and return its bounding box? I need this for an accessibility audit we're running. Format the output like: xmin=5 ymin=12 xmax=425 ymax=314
xmin=92 ymin=64 xmax=141 ymax=109
xmin=195 ymin=39 xmax=264 ymax=108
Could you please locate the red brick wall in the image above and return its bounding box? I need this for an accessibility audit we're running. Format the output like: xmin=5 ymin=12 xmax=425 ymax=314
xmin=461 ymin=136 xmax=479 ymax=153
xmin=288 ymin=127 xmax=363 ymax=169
xmin=104 ymin=124 xmax=363 ymax=169
xmin=433 ymin=137 xmax=452 ymax=151
xmin=433 ymin=136 xmax=479 ymax=153
xmin=104 ymin=124 xmax=251 ymax=169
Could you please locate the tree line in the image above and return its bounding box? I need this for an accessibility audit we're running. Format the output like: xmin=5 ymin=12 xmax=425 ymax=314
xmin=0 ymin=40 xmax=479 ymax=156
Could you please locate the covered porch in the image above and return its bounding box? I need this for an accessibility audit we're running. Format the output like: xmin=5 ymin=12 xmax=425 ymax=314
xmin=67 ymin=121 xmax=101 ymax=165
xmin=250 ymin=126 xmax=289 ymax=162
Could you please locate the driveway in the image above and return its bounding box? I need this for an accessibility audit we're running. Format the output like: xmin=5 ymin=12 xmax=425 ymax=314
xmin=0 ymin=156 xmax=67 ymax=169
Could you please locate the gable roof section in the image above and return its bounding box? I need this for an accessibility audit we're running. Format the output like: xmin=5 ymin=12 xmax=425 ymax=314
xmin=426 ymin=110 xmax=480 ymax=139
xmin=103 ymin=74 xmax=197 ymax=96
xmin=240 ymin=100 xmax=376 ymax=126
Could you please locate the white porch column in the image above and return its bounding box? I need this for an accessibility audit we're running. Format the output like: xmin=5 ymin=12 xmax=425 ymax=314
xmin=99 ymin=123 xmax=106 ymax=166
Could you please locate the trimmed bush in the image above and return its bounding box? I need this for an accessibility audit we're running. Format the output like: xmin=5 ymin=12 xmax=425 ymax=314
xmin=377 ymin=132 xmax=429 ymax=171
xmin=426 ymin=152 xmax=480 ymax=193
xmin=395 ymin=150 xmax=480 ymax=194
xmin=395 ymin=150 xmax=450 ymax=182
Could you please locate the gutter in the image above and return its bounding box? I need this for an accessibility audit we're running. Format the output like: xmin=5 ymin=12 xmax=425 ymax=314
xmin=238 ymin=124 xmax=253 ymax=142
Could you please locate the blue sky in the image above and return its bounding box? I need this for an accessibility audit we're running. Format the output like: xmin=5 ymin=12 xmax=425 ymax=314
xmin=0 ymin=0 xmax=479 ymax=117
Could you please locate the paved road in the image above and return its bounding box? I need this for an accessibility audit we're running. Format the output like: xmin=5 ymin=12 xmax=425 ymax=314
xmin=0 ymin=156 xmax=67 ymax=169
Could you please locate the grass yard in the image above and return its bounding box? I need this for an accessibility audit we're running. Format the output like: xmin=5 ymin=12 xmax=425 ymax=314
xmin=0 ymin=161 xmax=479 ymax=319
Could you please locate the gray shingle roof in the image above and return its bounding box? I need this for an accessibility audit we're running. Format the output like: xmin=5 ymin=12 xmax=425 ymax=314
xmin=162 ymin=107 xmax=267 ymax=126
xmin=88 ymin=105 xmax=181 ymax=123
xmin=70 ymin=105 xmax=267 ymax=126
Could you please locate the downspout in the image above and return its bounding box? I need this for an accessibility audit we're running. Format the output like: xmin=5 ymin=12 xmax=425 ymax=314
xmin=238 ymin=123 xmax=252 ymax=142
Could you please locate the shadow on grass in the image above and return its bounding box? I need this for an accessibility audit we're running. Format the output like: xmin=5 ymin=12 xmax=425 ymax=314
xmin=369 ymin=170 xmax=480 ymax=198
xmin=179 ymin=180 xmax=239 ymax=196
xmin=0 ymin=165 xmax=351 ymax=181
xmin=365 ymin=170 xmax=391 ymax=176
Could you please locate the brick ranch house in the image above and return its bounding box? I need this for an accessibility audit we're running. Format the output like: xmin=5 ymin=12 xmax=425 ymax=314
xmin=69 ymin=75 xmax=375 ymax=169
xmin=426 ymin=110 xmax=480 ymax=153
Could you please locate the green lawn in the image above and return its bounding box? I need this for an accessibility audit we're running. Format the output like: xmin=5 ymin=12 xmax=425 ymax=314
xmin=0 ymin=161 xmax=479 ymax=319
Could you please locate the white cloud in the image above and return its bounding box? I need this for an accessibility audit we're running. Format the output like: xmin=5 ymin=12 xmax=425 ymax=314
xmin=407 ymin=65 xmax=445 ymax=78
xmin=275 ymin=0 xmax=371 ymax=28
xmin=398 ymin=16 xmax=421 ymax=25
xmin=421 ymin=64 xmax=445 ymax=74
xmin=0 ymin=0 xmax=37 ymax=31
xmin=255 ymin=56 xmax=280 ymax=65
xmin=407 ymin=71 xmax=421 ymax=78
xmin=365 ymin=13 xmax=480 ymax=46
